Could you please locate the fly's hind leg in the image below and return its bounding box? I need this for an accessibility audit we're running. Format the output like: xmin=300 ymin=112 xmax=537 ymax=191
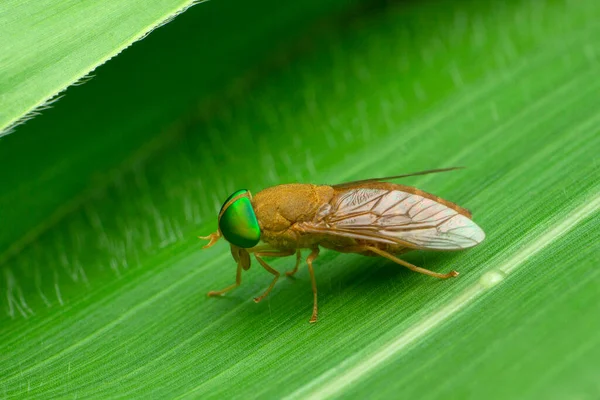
xmin=253 ymin=250 xmax=295 ymax=303
xmin=285 ymin=250 xmax=303 ymax=277
xmin=363 ymin=246 xmax=459 ymax=279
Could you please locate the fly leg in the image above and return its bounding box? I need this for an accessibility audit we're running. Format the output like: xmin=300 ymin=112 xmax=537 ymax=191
xmin=207 ymin=262 xmax=242 ymax=297
xmin=306 ymin=247 xmax=320 ymax=323
xmin=363 ymin=246 xmax=459 ymax=279
xmin=198 ymin=231 xmax=222 ymax=248
xmin=285 ymin=250 xmax=303 ymax=277
xmin=253 ymin=250 xmax=295 ymax=303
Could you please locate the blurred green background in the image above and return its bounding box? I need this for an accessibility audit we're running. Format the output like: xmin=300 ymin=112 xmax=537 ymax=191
xmin=1 ymin=0 xmax=599 ymax=398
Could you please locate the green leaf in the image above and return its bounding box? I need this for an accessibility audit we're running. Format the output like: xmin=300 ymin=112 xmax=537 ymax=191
xmin=0 ymin=0 xmax=203 ymax=134
xmin=2 ymin=0 xmax=599 ymax=398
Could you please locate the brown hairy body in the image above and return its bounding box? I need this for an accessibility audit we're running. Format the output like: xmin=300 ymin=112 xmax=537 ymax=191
xmin=252 ymin=183 xmax=334 ymax=250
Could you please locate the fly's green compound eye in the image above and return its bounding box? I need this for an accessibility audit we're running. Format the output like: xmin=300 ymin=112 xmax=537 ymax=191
xmin=218 ymin=189 xmax=261 ymax=248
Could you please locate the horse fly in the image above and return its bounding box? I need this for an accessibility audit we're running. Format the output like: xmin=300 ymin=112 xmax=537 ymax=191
xmin=200 ymin=167 xmax=485 ymax=323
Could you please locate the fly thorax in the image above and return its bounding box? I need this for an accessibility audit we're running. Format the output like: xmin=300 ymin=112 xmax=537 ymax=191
xmin=253 ymin=184 xmax=334 ymax=231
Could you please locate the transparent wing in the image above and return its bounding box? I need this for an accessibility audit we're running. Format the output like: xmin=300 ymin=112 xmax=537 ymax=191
xmin=298 ymin=188 xmax=485 ymax=250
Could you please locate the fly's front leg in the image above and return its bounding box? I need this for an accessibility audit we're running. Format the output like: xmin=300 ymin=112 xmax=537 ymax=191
xmin=207 ymin=262 xmax=242 ymax=297
xmin=198 ymin=231 xmax=222 ymax=249
xmin=285 ymin=250 xmax=302 ymax=277
xmin=253 ymin=250 xmax=295 ymax=303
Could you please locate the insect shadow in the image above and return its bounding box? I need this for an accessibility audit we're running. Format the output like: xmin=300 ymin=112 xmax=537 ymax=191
xmin=279 ymin=249 xmax=464 ymax=301
xmin=204 ymin=249 xmax=467 ymax=326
